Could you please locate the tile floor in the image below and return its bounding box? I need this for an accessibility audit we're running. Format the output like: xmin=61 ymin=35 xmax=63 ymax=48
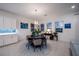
xmin=0 ymin=39 xmax=70 ymax=56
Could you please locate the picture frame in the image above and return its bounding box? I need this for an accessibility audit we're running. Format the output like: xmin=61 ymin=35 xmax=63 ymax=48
xmin=64 ymin=23 xmax=71 ymax=29
xmin=55 ymin=28 xmax=63 ymax=32
xmin=47 ymin=22 xmax=52 ymax=29
xmin=40 ymin=24 xmax=44 ymax=31
xmin=31 ymin=23 xmax=35 ymax=32
xmin=20 ymin=22 xmax=28 ymax=29
xmin=55 ymin=21 xmax=63 ymax=33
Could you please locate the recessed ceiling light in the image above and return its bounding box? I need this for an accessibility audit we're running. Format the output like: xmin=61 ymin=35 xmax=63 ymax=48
xmin=71 ymin=5 xmax=75 ymax=9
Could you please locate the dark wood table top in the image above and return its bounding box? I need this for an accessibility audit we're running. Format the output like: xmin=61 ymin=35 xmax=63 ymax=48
xmin=42 ymin=33 xmax=53 ymax=35
xmin=27 ymin=35 xmax=45 ymax=40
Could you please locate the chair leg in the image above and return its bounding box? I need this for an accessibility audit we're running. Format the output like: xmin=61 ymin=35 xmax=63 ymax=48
xmin=40 ymin=47 xmax=41 ymax=51
xmin=26 ymin=43 xmax=29 ymax=49
xmin=44 ymin=41 xmax=47 ymax=48
xmin=56 ymin=37 xmax=58 ymax=41
xmin=34 ymin=47 xmax=36 ymax=52
xmin=28 ymin=45 xmax=29 ymax=49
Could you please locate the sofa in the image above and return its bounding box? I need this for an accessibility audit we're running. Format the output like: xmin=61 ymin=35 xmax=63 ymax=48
xmin=70 ymin=41 xmax=79 ymax=56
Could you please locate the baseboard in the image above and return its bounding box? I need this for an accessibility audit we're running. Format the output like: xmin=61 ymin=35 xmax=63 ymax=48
xmin=0 ymin=40 xmax=20 ymax=48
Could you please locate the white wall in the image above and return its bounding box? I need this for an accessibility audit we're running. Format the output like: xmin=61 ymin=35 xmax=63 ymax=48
xmin=57 ymin=15 xmax=77 ymax=42
xmin=17 ymin=16 xmax=34 ymax=40
xmin=75 ymin=15 xmax=79 ymax=41
xmin=0 ymin=10 xmax=34 ymax=40
xmin=39 ymin=14 xmax=78 ymax=42
xmin=0 ymin=10 xmax=79 ymax=42
xmin=39 ymin=18 xmax=56 ymax=32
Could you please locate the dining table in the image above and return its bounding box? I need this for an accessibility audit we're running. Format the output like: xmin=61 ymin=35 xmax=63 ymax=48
xmin=26 ymin=35 xmax=47 ymax=49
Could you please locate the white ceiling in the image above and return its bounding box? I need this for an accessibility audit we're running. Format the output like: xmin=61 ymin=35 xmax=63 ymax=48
xmin=0 ymin=3 xmax=78 ymax=20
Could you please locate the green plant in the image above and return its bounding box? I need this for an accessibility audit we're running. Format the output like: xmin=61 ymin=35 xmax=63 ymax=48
xmin=32 ymin=28 xmax=41 ymax=36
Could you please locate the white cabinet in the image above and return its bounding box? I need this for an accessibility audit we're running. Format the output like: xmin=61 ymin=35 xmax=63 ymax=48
xmin=0 ymin=15 xmax=3 ymax=28
xmin=0 ymin=15 xmax=17 ymax=46
xmin=0 ymin=35 xmax=18 ymax=46
xmin=0 ymin=15 xmax=16 ymax=28
xmin=0 ymin=36 xmax=4 ymax=46
xmin=11 ymin=18 xmax=16 ymax=28
xmin=10 ymin=35 xmax=18 ymax=43
xmin=4 ymin=17 xmax=13 ymax=28
xmin=4 ymin=35 xmax=18 ymax=45
xmin=4 ymin=35 xmax=13 ymax=45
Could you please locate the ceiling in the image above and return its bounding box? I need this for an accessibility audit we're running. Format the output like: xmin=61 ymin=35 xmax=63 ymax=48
xmin=0 ymin=3 xmax=79 ymax=20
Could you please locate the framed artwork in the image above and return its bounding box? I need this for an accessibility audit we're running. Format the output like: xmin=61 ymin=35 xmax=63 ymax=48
xmin=47 ymin=22 xmax=52 ymax=29
xmin=31 ymin=23 xmax=35 ymax=32
xmin=55 ymin=21 xmax=63 ymax=28
xmin=40 ymin=24 xmax=44 ymax=31
xmin=55 ymin=28 xmax=63 ymax=32
xmin=20 ymin=22 xmax=28 ymax=29
xmin=64 ymin=23 xmax=71 ymax=29
xmin=55 ymin=21 xmax=63 ymax=33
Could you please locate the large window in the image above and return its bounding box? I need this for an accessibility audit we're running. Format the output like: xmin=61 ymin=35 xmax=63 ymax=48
xmin=0 ymin=28 xmax=17 ymax=35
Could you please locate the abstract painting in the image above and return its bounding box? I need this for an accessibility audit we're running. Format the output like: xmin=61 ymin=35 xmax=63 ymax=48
xmin=47 ymin=22 xmax=52 ymax=29
xmin=31 ymin=23 xmax=35 ymax=32
xmin=64 ymin=23 xmax=71 ymax=29
xmin=40 ymin=24 xmax=44 ymax=31
xmin=20 ymin=22 xmax=28 ymax=29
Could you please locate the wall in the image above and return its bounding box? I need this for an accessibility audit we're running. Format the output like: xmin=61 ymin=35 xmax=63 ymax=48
xmin=0 ymin=10 xmax=34 ymax=40
xmin=39 ymin=14 xmax=78 ymax=42
xmin=0 ymin=10 xmax=79 ymax=42
xmin=57 ymin=15 xmax=77 ymax=42
xmin=75 ymin=15 xmax=79 ymax=41
xmin=17 ymin=16 xmax=34 ymax=40
xmin=39 ymin=18 xmax=56 ymax=32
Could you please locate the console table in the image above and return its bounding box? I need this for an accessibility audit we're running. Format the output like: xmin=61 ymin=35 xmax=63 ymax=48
xmin=42 ymin=32 xmax=58 ymax=41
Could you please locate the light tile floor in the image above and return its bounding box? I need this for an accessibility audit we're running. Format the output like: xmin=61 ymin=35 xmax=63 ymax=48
xmin=0 ymin=39 xmax=70 ymax=56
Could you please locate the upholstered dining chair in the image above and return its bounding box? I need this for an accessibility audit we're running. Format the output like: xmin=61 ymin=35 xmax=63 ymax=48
xmin=32 ymin=39 xmax=42 ymax=52
xmin=26 ymin=35 xmax=33 ymax=49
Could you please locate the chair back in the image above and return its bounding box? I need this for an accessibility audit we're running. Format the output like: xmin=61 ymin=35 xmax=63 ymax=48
xmin=33 ymin=39 xmax=42 ymax=46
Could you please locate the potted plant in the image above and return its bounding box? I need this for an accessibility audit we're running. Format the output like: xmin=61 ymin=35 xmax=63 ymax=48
xmin=32 ymin=28 xmax=41 ymax=36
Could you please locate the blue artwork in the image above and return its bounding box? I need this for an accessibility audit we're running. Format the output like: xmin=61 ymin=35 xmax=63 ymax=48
xmin=20 ymin=22 xmax=28 ymax=29
xmin=47 ymin=22 xmax=52 ymax=29
xmin=41 ymin=24 xmax=44 ymax=31
xmin=65 ymin=23 xmax=71 ymax=29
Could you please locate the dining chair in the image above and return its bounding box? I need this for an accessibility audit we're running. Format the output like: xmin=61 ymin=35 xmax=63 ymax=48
xmin=26 ymin=35 xmax=33 ymax=49
xmin=32 ymin=39 xmax=42 ymax=52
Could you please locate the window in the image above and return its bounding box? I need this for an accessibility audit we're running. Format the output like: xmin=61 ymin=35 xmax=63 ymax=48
xmin=0 ymin=28 xmax=17 ymax=35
